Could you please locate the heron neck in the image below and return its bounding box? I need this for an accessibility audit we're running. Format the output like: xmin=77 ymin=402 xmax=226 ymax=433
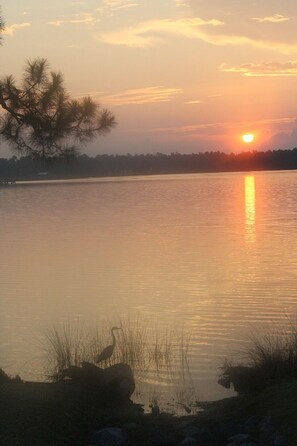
xmin=111 ymin=329 xmax=116 ymax=346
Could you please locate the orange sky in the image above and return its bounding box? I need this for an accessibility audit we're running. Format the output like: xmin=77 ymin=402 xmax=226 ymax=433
xmin=1 ymin=0 xmax=297 ymax=155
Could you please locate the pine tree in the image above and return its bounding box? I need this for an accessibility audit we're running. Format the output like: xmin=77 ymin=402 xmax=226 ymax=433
xmin=0 ymin=58 xmax=116 ymax=159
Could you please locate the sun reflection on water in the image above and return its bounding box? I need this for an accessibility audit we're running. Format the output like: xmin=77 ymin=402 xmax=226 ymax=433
xmin=245 ymin=175 xmax=256 ymax=243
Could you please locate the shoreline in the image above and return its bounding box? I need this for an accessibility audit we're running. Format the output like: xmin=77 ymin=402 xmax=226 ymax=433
xmin=1 ymin=378 xmax=296 ymax=445
xmin=3 ymin=167 xmax=297 ymax=187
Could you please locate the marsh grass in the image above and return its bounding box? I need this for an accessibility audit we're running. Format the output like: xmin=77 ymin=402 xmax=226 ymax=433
xmin=244 ymin=327 xmax=297 ymax=379
xmin=44 ymin=317 xmax=197 ymax=411
xmin=44 ymin=323 xmax=91 ymax=380
xmin=220 ymin=320 xmax=297 ymax=390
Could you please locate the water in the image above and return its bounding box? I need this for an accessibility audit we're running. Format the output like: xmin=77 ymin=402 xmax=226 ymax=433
xmin=1 ymin=171 xmax=297 ymax=405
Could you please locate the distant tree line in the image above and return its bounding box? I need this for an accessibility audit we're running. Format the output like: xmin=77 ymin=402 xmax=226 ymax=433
xmin=1 ymin=148 xmax=297 ymax=180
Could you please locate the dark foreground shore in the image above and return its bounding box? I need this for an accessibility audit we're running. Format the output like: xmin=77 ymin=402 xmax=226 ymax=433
xmin=1 ymin=379 xmax=296 ymax=446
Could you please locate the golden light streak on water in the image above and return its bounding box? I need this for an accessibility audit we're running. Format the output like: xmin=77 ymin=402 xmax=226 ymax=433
xmin=245 ymin=175 xmax=256 ymax=243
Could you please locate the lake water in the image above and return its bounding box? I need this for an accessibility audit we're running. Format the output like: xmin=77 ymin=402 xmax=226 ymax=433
xmin=1 ymin=171 xmax=297 ymax=407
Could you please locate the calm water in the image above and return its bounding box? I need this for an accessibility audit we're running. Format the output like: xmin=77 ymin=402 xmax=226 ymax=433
xmin=1 ymin=171 xmax=297 ymax=404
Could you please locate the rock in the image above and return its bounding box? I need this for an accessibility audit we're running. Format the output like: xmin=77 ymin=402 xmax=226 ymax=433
xmin=244 ymin=416 xmax=261 ymax=436
xmin=215 ymin=421 xmax=243 ymax=439
xmin=177 ymin=420 xmax=195 ymax=430
xmin=91 ymin=427 xmax=125 ymax=446
xmin=191 ymin=427 xmax=213 ymax=443
xmin=227 ymin=433 xmax=250 ymax=445
xmin=245 ymin=416 xmax=261 ymax=427
xmin=148 ymin=430 xmax=176 ymax=446
xmin=122 ymin=422 xmax=143 ymax=433
xmin=61 ymin=362 xmax=135 ymax=400
xmin=182 ymin=426 xmax=201 ymax=439
xmin=122 ymin=422 xmax=143 ymax=442
xmin=219 ymin=366 xmax=266 ymax=393
xmin=274 ymin=435 xmax=286 ymax=446
xmin=102 ymin=363 xmax=135 ymax=399
xmin=259 ymin=416 xmax=276 ymax=438
xmin=61 ymin=362 xmax=105 ymax=385
xmin=180 ymin=437 xmax=198 ymax=446
xmin=218 ymin=376 xmax=231 ymax=388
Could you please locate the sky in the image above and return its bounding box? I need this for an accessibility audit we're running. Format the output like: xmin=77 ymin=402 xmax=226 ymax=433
xmin=1 ymin=0 xmax=297 ymax=156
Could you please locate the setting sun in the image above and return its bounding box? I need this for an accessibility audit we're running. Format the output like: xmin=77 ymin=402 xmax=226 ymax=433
xmin=242 ymin=134 xmax=255 ymax=143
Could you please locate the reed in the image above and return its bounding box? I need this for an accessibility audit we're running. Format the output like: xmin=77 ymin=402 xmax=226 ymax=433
xmin=44 ymin=322 xmax=91 ymax=380
xmin=244 ymin=327 xmax=297 ymax=379
xmin=44 ymin=317 xmax=196 ymax=409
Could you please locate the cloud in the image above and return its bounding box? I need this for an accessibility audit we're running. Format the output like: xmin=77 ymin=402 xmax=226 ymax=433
xmin=48 ymin=2 xmax=139 ymax=29
xmin=269 ymin=119 xmax=297 ymax=148
xmin=175 ymin=0 xmax=190 ymax=7
xmin=98 ymin=17 xmax=297 ymax=54
xmin=48 ymin=13 xmax=98 ymax=27
xmin=96 ymin=0 xmax=140 ymax=16
xmin=99 ymin=17 xmax=224 ymax=48
xmin=220 ymin=60 xmax=297 ymax=76
xmin=150 ymin=117 xmax=296 ymax=136
xmin=3 ymin=23 xmax=31 ymax=36
xmin=185 ymin=100 xmax=202 ymax=104
xmin=100 ymin=86 xmax=182 ymax=105
xmin=252 ymin=14 xmax=292 ymax=23
xmin=102 ymin=0 xmax=139 ymax=8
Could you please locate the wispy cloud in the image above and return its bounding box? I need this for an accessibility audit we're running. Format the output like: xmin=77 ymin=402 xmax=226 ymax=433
xmin=98 ymin=17 xmax=297 ymax=54
xmin=100 ymin=86 xmax=182 ymax=105
xmin=51 ymin=1 xmax=139 ymax=27
xmin=175 ymin=0 xmax=190 ymax=7
xmin=48 ymin=13 xmax=98 ymax=27
xmin=102 ymin=0 xmax=139 ymax=8
xmin=220 ymin=60 xmax=297 ymax=76
xmin=252 ymin=14 xmax=292 ymax=23
xmin=185 ymin=100 xmax=202 ymax=104
xmin=97 ymin=0 xmax=140 ymax=16
xmin=99 ymin=17 xmax=224 ymax=48
xmin=3 ymin=23 xmax=31 ymax=36
xmin=150 ymin=117 xmax=296 ymax=136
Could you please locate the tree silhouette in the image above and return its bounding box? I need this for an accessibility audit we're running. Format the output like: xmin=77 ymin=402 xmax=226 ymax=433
xmin=0 ymin=58 xmax=116 ymax=159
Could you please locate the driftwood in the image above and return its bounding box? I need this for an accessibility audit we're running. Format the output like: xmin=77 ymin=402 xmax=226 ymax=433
xmin=61 ymin=362 xmax=135 ymax=400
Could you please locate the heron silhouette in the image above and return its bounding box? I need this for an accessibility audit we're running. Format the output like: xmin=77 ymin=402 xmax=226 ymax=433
xmin=96 ymin=326 xmax=122 ymax=364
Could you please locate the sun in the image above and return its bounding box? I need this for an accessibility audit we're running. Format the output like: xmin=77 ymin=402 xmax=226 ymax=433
xmin=242 ymin=133 xmax=254 ymax=143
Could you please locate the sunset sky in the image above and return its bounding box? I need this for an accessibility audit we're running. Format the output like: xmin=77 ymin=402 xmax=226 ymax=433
xmin=1 ymin=0 xmax=297 ymax=156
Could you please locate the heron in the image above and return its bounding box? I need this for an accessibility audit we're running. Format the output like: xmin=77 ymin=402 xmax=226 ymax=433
xmin=96 ymin=326 xmax=122 ymax=364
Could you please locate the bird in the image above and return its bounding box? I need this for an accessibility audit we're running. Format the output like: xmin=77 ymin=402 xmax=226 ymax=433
xmin=95 ymin=326 xmax=122 ymax=364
